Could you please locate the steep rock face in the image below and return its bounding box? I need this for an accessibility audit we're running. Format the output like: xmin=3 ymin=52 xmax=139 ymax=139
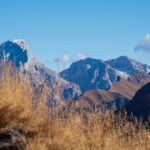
xmin=60 ymin=58 xmax=128 ymax=93
xmin=0 ymin=40 xmax=81 ymax=103
xmin=105 ymin=56 xmax=149 ymax=74
xmin=60 ymin=56 xmax=150 ymax=94
xmin=123 ymin=82 xmax=150 ymax=122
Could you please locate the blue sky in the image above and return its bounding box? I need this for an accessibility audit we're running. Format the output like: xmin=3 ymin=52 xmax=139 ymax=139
xmin=0 ymin=0 xmax=150 ymax=71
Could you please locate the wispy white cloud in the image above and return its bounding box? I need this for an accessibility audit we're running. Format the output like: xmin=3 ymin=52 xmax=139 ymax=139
xmin=135 ymin=34 xmax=150 ymax=52
xmin=77 ymin=53 xmax=87 ymax=60
xmin=54 ymin=57 xmax=62 ymax=64
xmin=54 ymin=54 xmax=70 ymax=71
xmin=54 ymin=53 xmax=70 ymax=64
xmin=62 ymin=54 xmax=70 ymax=63
xmin=54 ymin=52 xmax=87 ymax=71
xmin=54 ymin=52 xmax=86 ymax=65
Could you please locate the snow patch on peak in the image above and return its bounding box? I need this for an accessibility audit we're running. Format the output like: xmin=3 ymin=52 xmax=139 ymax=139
xmin=115 ymin=70 xmax=129 ymax=79
xmin=147 ymin=66 xmax=150 ymax=73
xmin=91 ymin=68 xmax=99 ymax=83
xmin=105 ymin=56 xmax=148 ymax=74
xmin=86 ymin=64 xmax=91 ymax=71
xmin=13 ymin=39 xmax=28 ymax=49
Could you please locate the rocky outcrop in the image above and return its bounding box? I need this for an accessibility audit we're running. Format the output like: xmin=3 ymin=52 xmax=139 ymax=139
xmin=0 ymin=129 xmax=25 ymax=150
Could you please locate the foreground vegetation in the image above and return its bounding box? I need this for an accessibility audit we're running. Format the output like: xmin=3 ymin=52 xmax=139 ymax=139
xmin=0 ymin=67 xmax=150 ymax=150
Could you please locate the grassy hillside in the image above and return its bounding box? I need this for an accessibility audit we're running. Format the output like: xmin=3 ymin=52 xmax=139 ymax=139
xmin=0 ymin=66 xmax=149 ymax=150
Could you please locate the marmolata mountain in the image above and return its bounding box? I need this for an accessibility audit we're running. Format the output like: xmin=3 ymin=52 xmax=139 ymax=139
xmin=60 ymin=56 xmax=150 ymax=93
xmin=60 ymin=55 xmax=150 ymax=110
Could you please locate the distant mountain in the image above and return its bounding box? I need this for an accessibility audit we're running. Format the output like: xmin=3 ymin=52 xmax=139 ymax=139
xmin=105 ymin=56 xmax=150 ymax=74
xmin=127 ymin=71 xmax=150 ymax=84
xmin=123 ymin=82 xmax=150 ymax=122
xmin=76 ymin=78 xmax=150 ymax=110
xmin=76 ymin=89 xmax=129 ymax=111
xmin=109 ymin=78 xmax=142 ymax=100
xmin=60 ymin=56 xmax=150 ymax=93
xmin=0 ymin=40 xmax=81 ymax=104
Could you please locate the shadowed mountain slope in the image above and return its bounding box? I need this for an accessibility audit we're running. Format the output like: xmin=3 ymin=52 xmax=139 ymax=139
xmin=123 ymin=82 xmax=150 ymax=122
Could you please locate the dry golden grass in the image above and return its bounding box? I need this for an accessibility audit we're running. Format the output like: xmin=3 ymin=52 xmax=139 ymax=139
xmin=25 ymin=110 xmax=150 ymax=150
xmin=0 ymin=64 xmax=150 ymax=150
xmin=0 ymin=70 xmax=32 ymax=129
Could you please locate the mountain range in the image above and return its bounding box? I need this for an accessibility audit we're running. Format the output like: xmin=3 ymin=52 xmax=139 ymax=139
xmin=60 ymin=56 xmax=150 ymax=93
xmin=0 ymin=39 xmax=149 ymax=110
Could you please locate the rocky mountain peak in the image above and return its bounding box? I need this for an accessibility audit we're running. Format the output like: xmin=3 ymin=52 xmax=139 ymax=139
xmin=0 ymin=40 xmax=81 ymax=103
xmin=60 ymin=56 xmax=150 ymax=93
xmin=0 ymin=40 xmax=32 ymax=68
xmin=105 ymin=56 xmax=149 ymax=74
xmin=60 ymin=57 xmax=127 ymax=93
